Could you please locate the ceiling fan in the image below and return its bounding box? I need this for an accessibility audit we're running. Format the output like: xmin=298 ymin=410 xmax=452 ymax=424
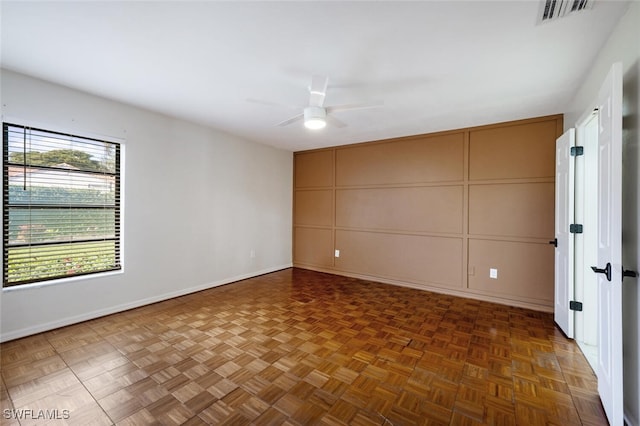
xmin=247 ymin=75 xmax=383 ymax=130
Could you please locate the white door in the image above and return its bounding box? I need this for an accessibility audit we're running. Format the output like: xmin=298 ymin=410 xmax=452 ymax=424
xmin=592 ymin=62 xmax=623 ymax=425
xmin=554 ymin=128 xmax=575 ymax=338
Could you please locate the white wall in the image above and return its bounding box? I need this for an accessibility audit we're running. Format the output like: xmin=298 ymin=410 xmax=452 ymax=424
xmin=0 ymin=70 xmax=293 ymax=342
xmin=565 ymin=2 xmax=640 ymax=424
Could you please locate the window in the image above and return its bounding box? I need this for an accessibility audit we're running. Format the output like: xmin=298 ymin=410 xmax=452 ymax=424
xmin=3 ymin=123 xmax=121 ymax=287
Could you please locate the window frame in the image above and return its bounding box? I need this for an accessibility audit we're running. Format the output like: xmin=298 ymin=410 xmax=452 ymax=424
xmin=2 ymin=122 xmax=122 ymax=288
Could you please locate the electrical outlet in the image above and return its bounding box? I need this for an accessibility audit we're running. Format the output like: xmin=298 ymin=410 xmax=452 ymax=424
xmin=335 ymin=249 xmax=340 ymax=258
xmin=250 ymin=249 xmax=256 ymax=259
xmin=490 ymin=268 xmax=498 ymax=279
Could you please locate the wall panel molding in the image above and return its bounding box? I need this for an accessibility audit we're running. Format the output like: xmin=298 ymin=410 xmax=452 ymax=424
xmin=293 ymin=115 xmax=562 ymax=310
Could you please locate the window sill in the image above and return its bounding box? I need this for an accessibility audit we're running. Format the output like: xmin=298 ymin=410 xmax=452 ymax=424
xmin=2 ymin=269 xmax=124 ymax=292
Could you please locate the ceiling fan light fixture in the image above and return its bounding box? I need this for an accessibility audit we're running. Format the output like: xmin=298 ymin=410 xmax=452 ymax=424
xmin=304 ymin=106 xmax=327 ymax=130
xmin=304 ymin=118 xmax=326 ymax=130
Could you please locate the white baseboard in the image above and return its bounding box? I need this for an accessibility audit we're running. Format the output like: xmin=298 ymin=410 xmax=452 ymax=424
xmin=0 ymin=264 xmax=292 ymax=343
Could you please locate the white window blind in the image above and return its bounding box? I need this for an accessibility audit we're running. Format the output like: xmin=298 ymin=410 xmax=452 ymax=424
xmin=3 ymin=123 xmax=121 ymax=287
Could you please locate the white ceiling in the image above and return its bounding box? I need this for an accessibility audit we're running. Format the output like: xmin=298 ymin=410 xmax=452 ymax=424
xmin=0 ymin=1 xmax=631 ymax=151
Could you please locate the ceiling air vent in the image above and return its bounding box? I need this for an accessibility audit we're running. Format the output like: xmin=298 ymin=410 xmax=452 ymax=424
xmin=537 ymin=0 xmax=594 ymax=23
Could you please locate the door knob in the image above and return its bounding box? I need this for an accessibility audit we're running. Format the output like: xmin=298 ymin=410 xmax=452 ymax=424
xmin=591 ymin=262 xmax=612 ymax=282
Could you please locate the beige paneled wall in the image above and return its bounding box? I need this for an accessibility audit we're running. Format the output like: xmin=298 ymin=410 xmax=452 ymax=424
xmin=293 ymin=115 xmax=563 ymax=311
xmin=336 ymin=133 xmax=464 ymax=185
xmin=468 ymin=120 xmax=557 ymax=180
xmin=335 ymin=186 xmax=463 ymax=233
xmin=468 ymin=183 xmax=555 ymax=238
xmin=295 ymin=150 xmax=334 ymax=188
xmin=295 ymin=190 xmax=333 ymax=227
xmin=335 ymin=231 xmax=463 ymax=288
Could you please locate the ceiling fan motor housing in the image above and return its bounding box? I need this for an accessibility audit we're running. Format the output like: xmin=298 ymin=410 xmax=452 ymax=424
xmin=304 ymin=106 xmax=327 ymax=129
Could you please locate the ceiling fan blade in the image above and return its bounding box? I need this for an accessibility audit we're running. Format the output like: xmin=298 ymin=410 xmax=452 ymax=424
xmin=326 ymin=115 xmax=347 ymax=128
xmin=276 ymin=113 xmax=304 ymax=127
xmin=246 ymin=98 xmax=300 ymax=110
xmin=309 ymin=75 xmax=328 ymax=107
xmin=326 ymin=100 xmax=384 ymax=113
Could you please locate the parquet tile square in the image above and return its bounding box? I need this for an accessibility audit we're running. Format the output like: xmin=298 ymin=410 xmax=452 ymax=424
xmin=1 ymin=354 xmax=68 ymax=389
xmin=252 ymin=407 xmax=288 ymax=425
xmin=97 ymin=388 xmax=143 ymax=423
xmin=115 ymin=407 xmax=157 ymax=426
xmin=8 ymin=367 xmax=81 ymax=408
xmin=17 ymin=382 xmax=99 ymax=426
xmin=1 ymin=335 xmax=57 ymax=367
xmin=63 ymin=401 xmax=113 ymax=426
xmin=0 ymin=268 xmax=607 ymax=425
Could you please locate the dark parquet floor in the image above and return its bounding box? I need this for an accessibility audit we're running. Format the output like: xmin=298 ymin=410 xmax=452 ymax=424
xmin=0 ymin=268 xmax=607 ymax=425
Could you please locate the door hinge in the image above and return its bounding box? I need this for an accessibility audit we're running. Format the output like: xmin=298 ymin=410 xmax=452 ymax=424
xmin=569 ymin=301 xmax=583 ymax=312
xmin=569 ymin=224 xmax=583 ymax=233
xmin=570 ymin=146 xmax=584 ymax=156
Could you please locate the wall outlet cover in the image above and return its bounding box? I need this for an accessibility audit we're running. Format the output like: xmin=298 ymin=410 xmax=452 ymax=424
xmin=490 ymin=268 xmax=498 ymax=279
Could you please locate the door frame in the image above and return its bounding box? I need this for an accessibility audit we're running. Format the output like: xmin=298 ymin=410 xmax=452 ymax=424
xmin=574 ymin=110 xmax=600 ymax=354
